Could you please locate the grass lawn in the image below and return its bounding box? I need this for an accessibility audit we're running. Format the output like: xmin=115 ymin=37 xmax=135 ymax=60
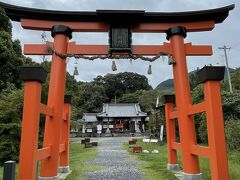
xmin=0 ymin=165 xmax=2 ymax=178
xmin=124 ymin=140 xmax=240 ymax=180
xmin=66 ymin=142 xmax=104 ymax=180
xmin=124 ymin=141 xmax=177 ymax=180
xmin=0 ymin=142 xmax=103 ymax=180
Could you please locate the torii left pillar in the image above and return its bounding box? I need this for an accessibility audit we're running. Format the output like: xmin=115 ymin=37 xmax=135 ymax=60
xmin=39 ymin=25 xmax=72 ymax=180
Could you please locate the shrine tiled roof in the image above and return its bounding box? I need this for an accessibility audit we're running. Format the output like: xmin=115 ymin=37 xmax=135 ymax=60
xmin=97 ymin=103 xmax=147 ymax=118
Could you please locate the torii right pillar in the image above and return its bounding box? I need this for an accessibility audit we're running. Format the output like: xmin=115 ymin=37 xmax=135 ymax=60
xmin=165 ymin=26 xmax=229 ymax=180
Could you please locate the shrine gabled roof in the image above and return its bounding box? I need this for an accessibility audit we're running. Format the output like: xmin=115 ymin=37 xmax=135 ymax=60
xmin=82 ymin=113 xmax=98 ymax=122
xmin=97 ymin=103 xmax=147 ymax=118
xmin=0 ymin=2 xmax=234 ymax=24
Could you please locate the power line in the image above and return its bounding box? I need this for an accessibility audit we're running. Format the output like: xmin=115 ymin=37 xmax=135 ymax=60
xmin=218 ymin=45 xmax=233 ymax=93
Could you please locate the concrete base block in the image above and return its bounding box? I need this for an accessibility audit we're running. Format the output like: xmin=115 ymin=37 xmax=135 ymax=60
xmin=58 ymin=166 xmax=70 ymax=173
xmin=38 ymin=175 xmax=59 ymax=180
xmin=167 ymin=163 xmax=180 ymax=171
xmin=182 ymin=172 xmax=202 ymax=180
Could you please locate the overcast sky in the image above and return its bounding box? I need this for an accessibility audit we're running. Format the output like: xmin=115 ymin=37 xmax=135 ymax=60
xmin=1 ymin=0 xmax=240 ymax=88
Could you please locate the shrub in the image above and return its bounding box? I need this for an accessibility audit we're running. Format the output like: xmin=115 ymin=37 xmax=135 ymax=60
xmin=225 ymin=119 xmax=240 ymax=151
xmin=196 ymin=113 xmax=208 ymax=144
xmin=0 ymin=87 xmax=23 ymax=165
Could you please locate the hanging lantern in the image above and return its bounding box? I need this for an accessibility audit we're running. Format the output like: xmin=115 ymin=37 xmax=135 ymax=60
xmin=147 ymin=64 xmax=152 ymax=75
xmin=168 ymin=54 xmax=176 ymax=65
xmin=161 ymin=55 xmax=165 ymax=62
xmin=73 ymin=66 xmax=79 ymax=76
xmin=130 ymin=59 xmax=133 ymax=64
xmin=112 ymin=60 xmax=117 ymax=71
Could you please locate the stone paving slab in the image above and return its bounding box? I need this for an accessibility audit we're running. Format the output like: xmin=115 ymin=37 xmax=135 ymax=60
xmin=85 ymin=137 xmax=143 ymax=180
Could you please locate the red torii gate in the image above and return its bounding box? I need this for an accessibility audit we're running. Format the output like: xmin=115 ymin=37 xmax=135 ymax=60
xmin=0 ymin=2 xmax=234 ymax=180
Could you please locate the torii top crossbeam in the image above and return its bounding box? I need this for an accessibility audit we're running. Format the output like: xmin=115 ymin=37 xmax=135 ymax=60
xmin=0 ymin=2 xmax=234 ymax=56
xmin=0 ymin=2 xmax=234 ymax=32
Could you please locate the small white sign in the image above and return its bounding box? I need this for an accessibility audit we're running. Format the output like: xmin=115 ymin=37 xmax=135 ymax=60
xmin=86 ymin=128 xmax=93 ymax=133
xmin=109 ymin=125 xmax=114 ymax=128
xmin=82 ymin=124 xmax=86 ymax=133
xmin=150 ymin=139 xmax=158 ymax=143
xmin=143 ymin=138 xmax=150 ymax=142
xmin=97 ymin=124 xmax=102 ymax=131
xmin=143 ymin=138 xmax=158 ymax=143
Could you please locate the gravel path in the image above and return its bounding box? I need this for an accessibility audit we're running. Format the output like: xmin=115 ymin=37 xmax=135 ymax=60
xmin=85 ymin=137 xmax=144 ymax=180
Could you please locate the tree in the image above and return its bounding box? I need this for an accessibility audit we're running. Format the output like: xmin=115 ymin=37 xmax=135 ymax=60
xmin=119 ymin=89 xmax=160 ymax=113
xmin=189 ymin=71 xmax=199 ymax=90
xmin=118 ymin=90 xmax=143 ymax=103
xmin=231 ymin=67 xmax=240 ymax=90
xmin=138 ymin=90 xmax=159 ymax=113
xmin=0 ymin=11 xmax=25 ymax=164
xmin=0 ymin=85 xmax=23 ymax=164
xmin=0 ymin=8 xmax=12 ymax=34
xmin=0 ymin=11 xmax=30 ymax=91
xmin=94 ymin=72 xmax=152 ymax=101
xmin=78 ymin=82 xmax=108 ymax=115
xmin=191 ymin=83 xmax=240 ymax=146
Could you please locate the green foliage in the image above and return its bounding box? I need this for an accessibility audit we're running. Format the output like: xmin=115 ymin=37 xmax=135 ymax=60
xmin=197 ymin=113 xmax=208 ymax=144
xmin=221 ymin=91 xmax=240 ymax=120
xmin=118 ymin=90 xmax=141 ymax=103
xmin=0 ymin=11 xmax=33 ymax=91
xmin=0 ymin=123 xmax=21 ymax=165
xmin=0 ymin=12 xmax=30 ymax=91
xmin=78 ymin=82 xmax=108 ymax=114
xmin=221 ymin=91 xmax=240 ymax=150
xmin=0 ymin=31 xmax=23 ymax=90
xmin=231 ymin=67 xmax=240 ymax=90
xmin=221 ymin=68 xmax=238 ymax=91
xmin=225 ymin=118 xmax=240 ymax=150
xmin=0 ymin=86 xmax=23 ymax=165
xmin=0 ymin=85 xmax=24 ymax=122
xmin=119 ymin=89 xmax=159 ymax=113
xmin=191 ymin=84 xmax=240 ymax=148
xmin=0 ymin=9 xmax=12 ymax=34
xmin=191 ymin=84 xmax=204 ymax=104
xmin=138 ymin=90 xmax=159 ymax=113
xmin=0 ymin=13 xmax=25 ymax=164
xmin=189 ymin=70 xmax=199 ymax=90
xmin=94 ymin=72 xmax=152 ymax=101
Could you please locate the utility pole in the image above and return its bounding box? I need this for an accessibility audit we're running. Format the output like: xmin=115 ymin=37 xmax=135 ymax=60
xmin=218 ymin=45 xmax=233 ymax=93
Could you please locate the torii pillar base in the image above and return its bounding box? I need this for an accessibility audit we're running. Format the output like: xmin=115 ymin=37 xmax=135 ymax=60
xmin=167 ymin=163 xmax=180 ymax=171
xmin=58 ymin=166 xmax=70 ymax=173
xmin=182 ymin=172 xmax=202 ymax=180
xmin=38 ymin=175 xmax=59 ymax=180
